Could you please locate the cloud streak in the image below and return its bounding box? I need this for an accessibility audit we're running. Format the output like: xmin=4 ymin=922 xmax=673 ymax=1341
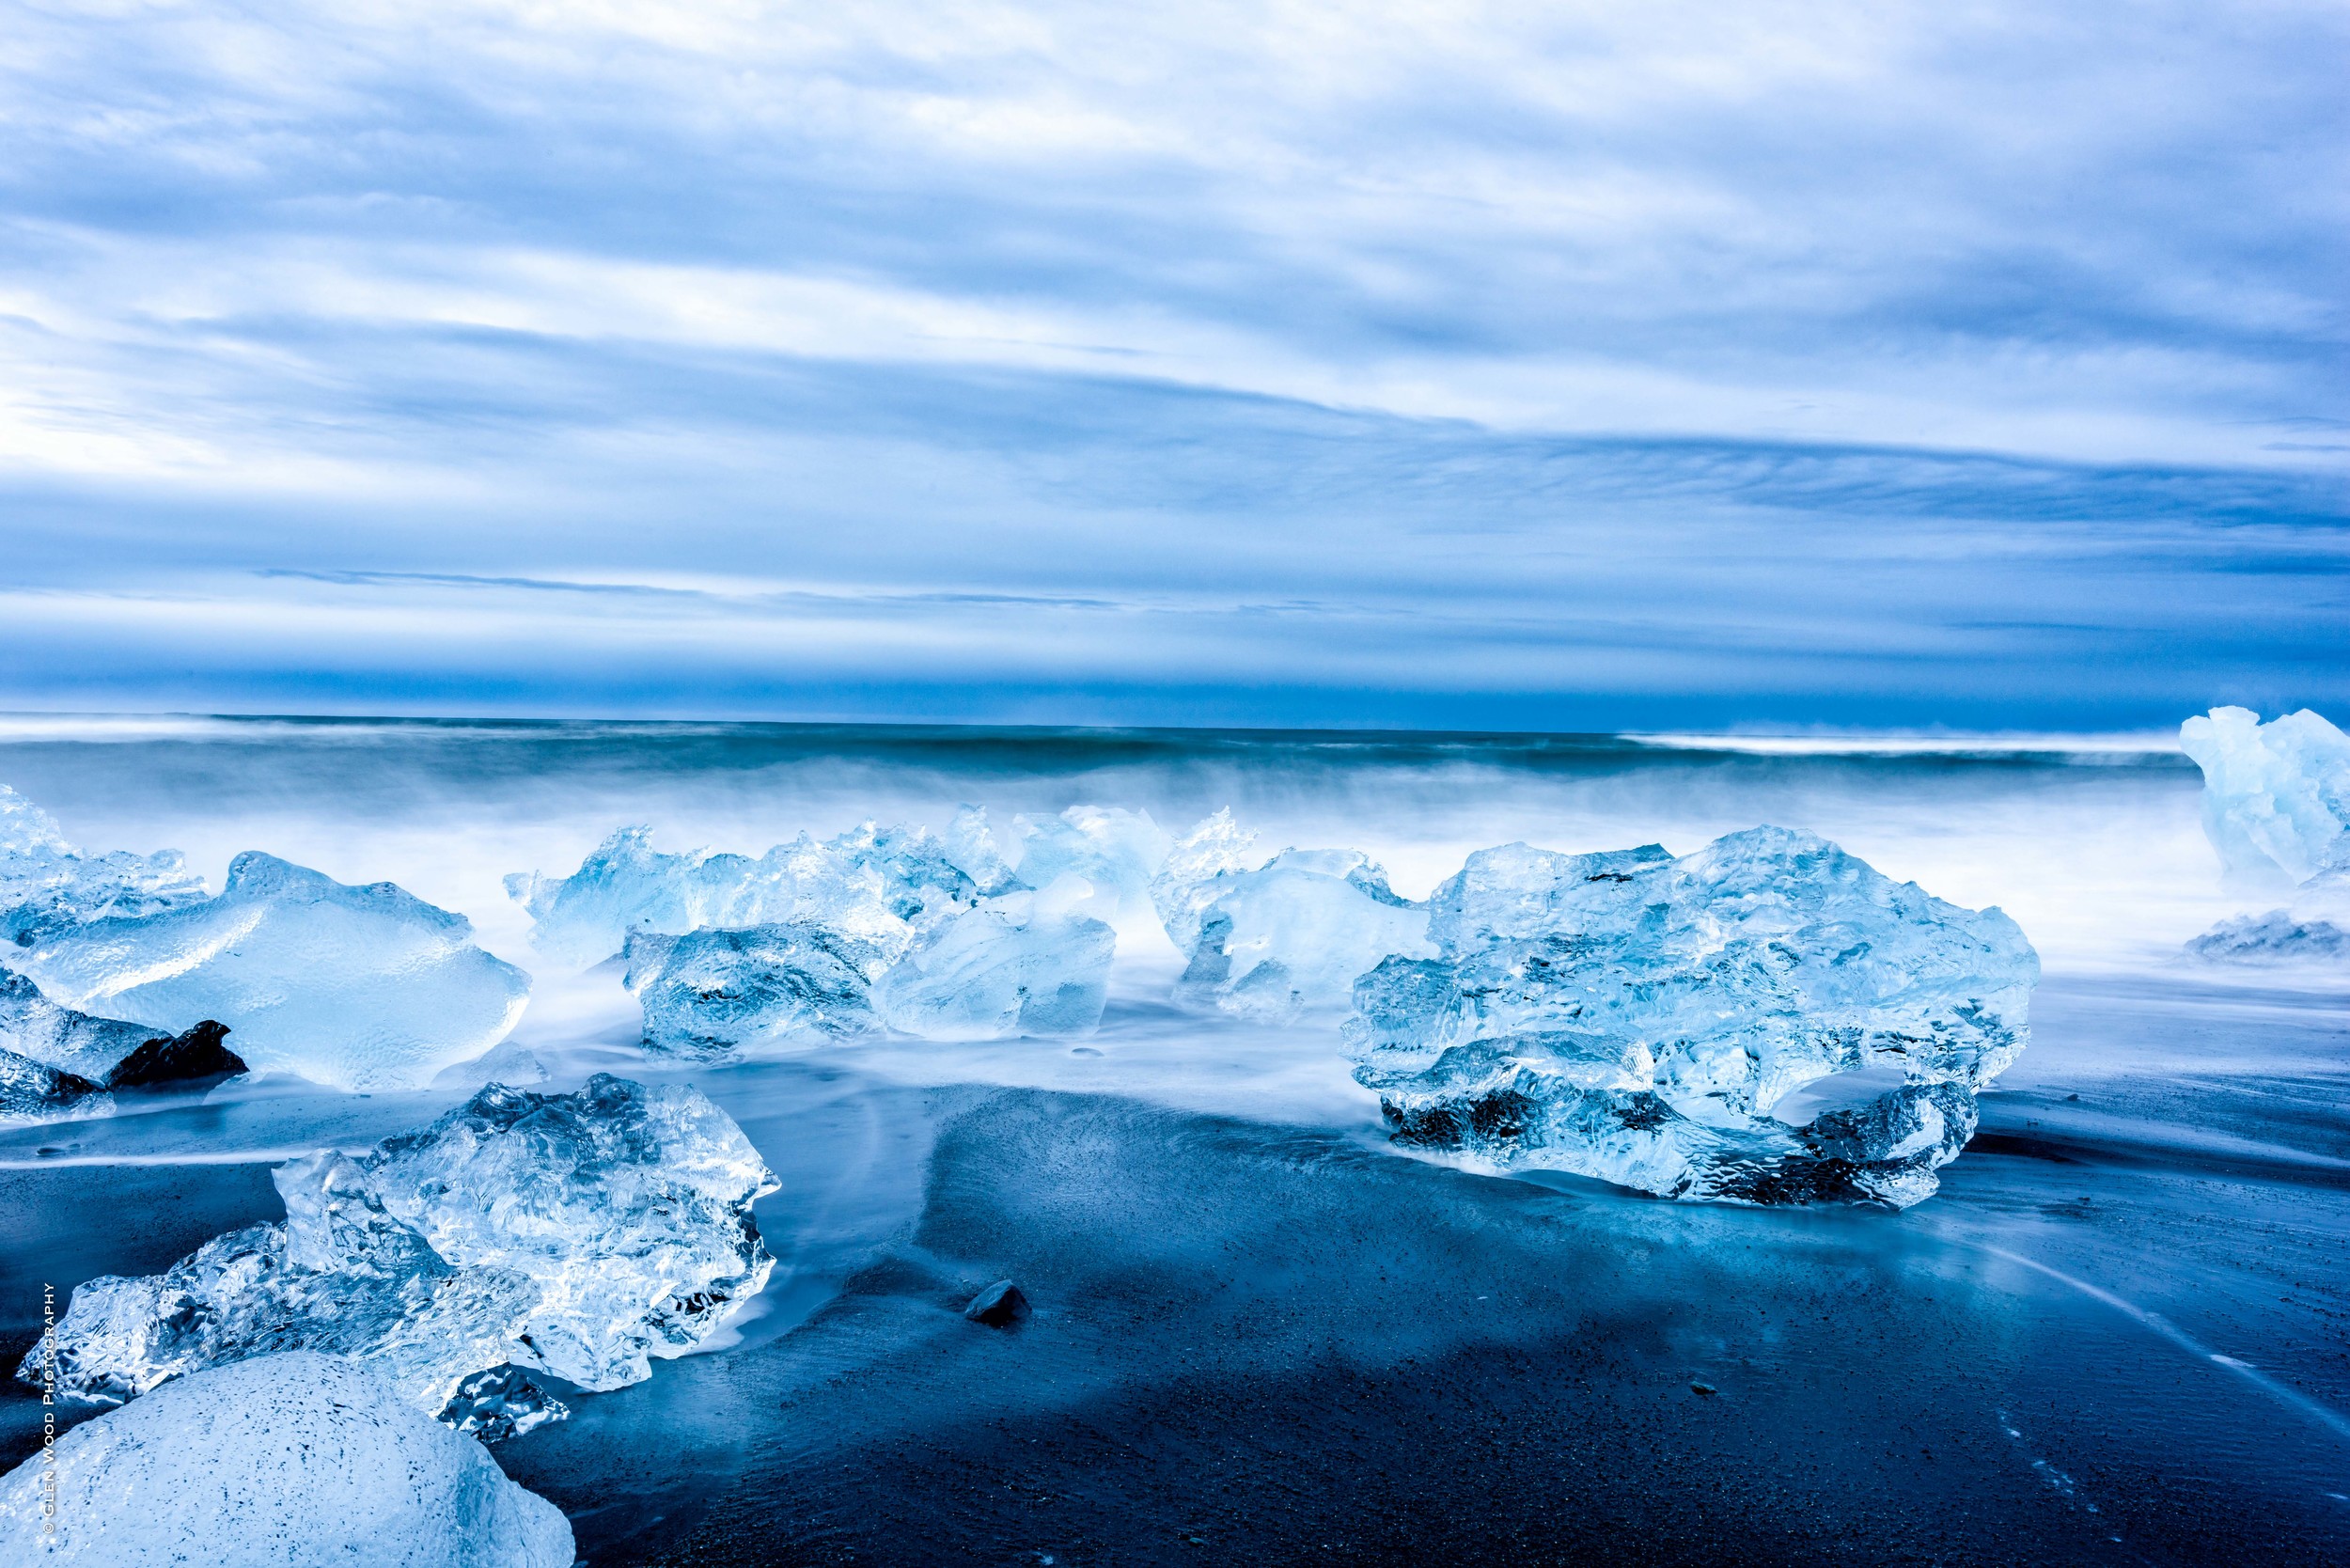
xmin=0 ymin=0 xmax=2342 ymax=726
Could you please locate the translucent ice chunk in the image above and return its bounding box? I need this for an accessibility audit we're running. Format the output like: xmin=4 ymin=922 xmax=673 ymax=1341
xmin=625 ymin=923 xmax=885 ymax=1056
xmin=1010 ymin=806 xmax=1170 ymax=920
xmin=26 ymin=1074 xmax=776 ymax=1414
xmin=945 ymin=805 xmax=1021 ymax=896
xmin=873 ymin=892 xmax=1117 ymax=1040
xmin=507 ymin=821 xmax=978 ymax=966
xmin=1348 ymin=826 xmax=2035 ymax=1207
xmin=0 ymin=783 xmax=208 ymax=946
xmin=0 ymin=965 xmax=160 ymax=1082
xmin=1175 ymin=847 xmax=1434 ymax=1020
xmin=0 ymin=1351 xmax=573 ymax=1568
xmin=2180 ymin=706 xmax=2350 ymax=886
xmin=1150 ymin=808 xmax=1263 ymax=956
xmin=16 ymin=852 xmax=529 ymax=1092
xmin=0 ymin=1045 xmax=109 ymax=1127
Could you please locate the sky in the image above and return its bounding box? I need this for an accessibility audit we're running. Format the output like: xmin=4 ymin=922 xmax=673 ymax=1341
xmin=2 ymin=0 xmax=2344 ymax=731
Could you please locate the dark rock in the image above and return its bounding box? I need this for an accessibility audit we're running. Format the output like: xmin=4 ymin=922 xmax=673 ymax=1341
xmin=103 ymin=1021 xmax=244 ymax=1091
xmin=964 ymin=1279 xmax=1029 ymax=1327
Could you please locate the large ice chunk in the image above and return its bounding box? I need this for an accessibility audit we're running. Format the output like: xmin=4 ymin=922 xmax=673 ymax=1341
xmin=507 ymin=821 xmax=978 ymax=966
xmin=1150 ymin=808 xmax=1263 ymax=956
xmin=1170 ymin=842 xmax=1434 ymax=1020
xmin=2180 ymin=706 xmax=2350 ymax=886
xmin=24 ymin=1074 xmax=776 ymax=1415
xmin=0 ymin=1351 xmax=572 ymax=1567
xmin=1347 ymin=826 xmax=2036 ymax=1208
xmin=872 ymin=892 xmax=1117 ymax=1039
xmin=1010 ymin=806 xmax=1170 ymax=920
xmin=0 ymin=783 xmax=208 ymax=946
xmin=14 ymin=853 xmax=530 ymax=1091
xmin=625 ymin=923 xmax=885 ymax=1056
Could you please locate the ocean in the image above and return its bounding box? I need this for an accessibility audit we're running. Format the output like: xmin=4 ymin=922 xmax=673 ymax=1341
xmin=1 ymin=716 xmax=2343 ymax=1564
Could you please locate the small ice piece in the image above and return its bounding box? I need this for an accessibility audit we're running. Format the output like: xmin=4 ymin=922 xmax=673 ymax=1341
xmin=1010 ymin=806 xmax=1171 ymax=919
xmin=1150 ymin=808 xmax=1263 ymax=956
xmin=1176 ymin=847 xmax=1434 ymax=1020
xmin=626 ymin=923 xmax=884 ymax=1056
xmin=0 ymin=783 xmax=209 ymax=947
xmin=27 ymin=1074 xmax=777 ymax=1415
xmin=2186 ymin=910 xmax=2350 ymax=965
xmin=440 ymin=1365 xmax=571 ymax=1444
xmin=0 ymin=1351 xmax=573 ymax=1567
xmin=2179 ymin=706 xmax=2350 ymax=887
xmin=0 ymin=971 xmax=244 ymax=1123
xmin=507 ymin=821 xmax=978 ymax=966
xmin=15 ymin=853 xmax=530 ymax=1092
xmin=874 ymin=892 xmax=1117 ymax=1040
xmin=1349 ymin=826 xmax=2035 ymax=1208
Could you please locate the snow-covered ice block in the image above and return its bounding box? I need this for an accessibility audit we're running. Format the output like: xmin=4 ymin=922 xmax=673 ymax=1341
xmin=15 ymin=853 xmax=529 ymax=1092
xmin=1348 ymin=826 xmax=2035 ymax=1208
xmin=2180 ymin=706 xmax=2350 ymax=886
xmin=0 ymin=1351 xmax=572 ymax=1567
xmin=874 ymin=893 xmax=1117 ymax=1039
xmin=0 ymin=784 xmax=207 ymax=947
xmin=25 ymin=1074 xmax=776 ymax=1414
xmin=1010 ymin=806 xmax=1170 ymax=920
xmin=1173 ymin=846 xmax=1434 ymax=1020
xmin=626 ymin=923 xmax=884 ymax=1056
xmin=507 ymin=821 xmax=977 ymax=966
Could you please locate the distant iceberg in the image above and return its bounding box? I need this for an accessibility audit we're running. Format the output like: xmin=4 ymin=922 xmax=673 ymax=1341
xmin=0 ymin=1352 xmax=572 ymax=1567
xmin=1347 ymin=827 xmax=2036 ymax=1208
xmin=16 ymin=851 xmax=529 ymax=1092
xmin=26 ymin=1075 xmax=776 ymax=1419
xmin=2179 ymin=706 xmax=2350 ymax=887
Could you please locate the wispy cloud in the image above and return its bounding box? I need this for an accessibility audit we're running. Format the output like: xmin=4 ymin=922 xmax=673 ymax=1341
xmin=0 ymin=0 xmax=2343 ymax=726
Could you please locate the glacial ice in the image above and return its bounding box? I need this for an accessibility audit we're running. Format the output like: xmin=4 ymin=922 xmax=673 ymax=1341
xmin=0 ymin=1351 xmax=573 ymax=1568
xmin=1346 ymin=826 xmax=2036 ymax=1207
xmin=0 ymin=970 xmax=246 ymax=1124
xmin=1009 ymin=805 xmax=1170 ymax=919
xmin=1163 ymin=833 xmax=1435 ymax=1020
xmin=2180 ymin=706 xmax=2350 ymax=886
xmin=15 ymin=852 xmax=530 ymax=1092
xmin=0 ymin=783 xmax=209 ymax=947
xmin=872 ymin=892 xmax=1118 ymax=1039
xmin=626 ymin=922 xmax=885 ymax=1055
xmin=25 ymin=1074 xmax=776 ymax=1416
xmin=507 ymin=821 xmax=979 ymax=966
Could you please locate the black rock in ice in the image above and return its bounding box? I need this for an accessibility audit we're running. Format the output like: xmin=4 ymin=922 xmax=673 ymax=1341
xmin=104 ymin=1020 xmax=244 ymax=1091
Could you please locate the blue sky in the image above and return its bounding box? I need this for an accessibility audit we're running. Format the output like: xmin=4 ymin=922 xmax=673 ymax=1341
xmin=3 ymin=1 xmax=2344 ymax=729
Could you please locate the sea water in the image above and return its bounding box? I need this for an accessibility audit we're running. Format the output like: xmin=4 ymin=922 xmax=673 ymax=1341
xmin=0 ymin=717 xmax=2342 ymax=1564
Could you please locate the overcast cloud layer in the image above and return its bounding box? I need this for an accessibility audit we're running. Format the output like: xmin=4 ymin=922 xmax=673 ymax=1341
xmin=3 ymin=0 xmax=2344 ymax=729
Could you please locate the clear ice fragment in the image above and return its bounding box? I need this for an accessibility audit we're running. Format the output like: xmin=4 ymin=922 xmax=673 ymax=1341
xmin=24 ymin=1074 xmax=777 ymax=1415
xmin=507 ymin=821 xmax=978 ymax=966
xmin=0 ymin=1351 xmax=573 ymax=1567
xmin=626 ymin=922 xmax=884 ymax=1056
xmin=1010 ymin=806 xmax=1170 ymax=920
xmin=2180 ymin=706 xmax=2350 ymax=887
xmin=1173 ymin=845 xmax=1434 ymax=1020
xmin=0 ymin=783 xmax=209 ymax=947
xmin=874 ymin=893 xmax=1117 ymax=1040
xmin=16 ymin=852 xmax=530 ymax=1091
xmin=1348 ymin=826 xmax=2035 ymax=1208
